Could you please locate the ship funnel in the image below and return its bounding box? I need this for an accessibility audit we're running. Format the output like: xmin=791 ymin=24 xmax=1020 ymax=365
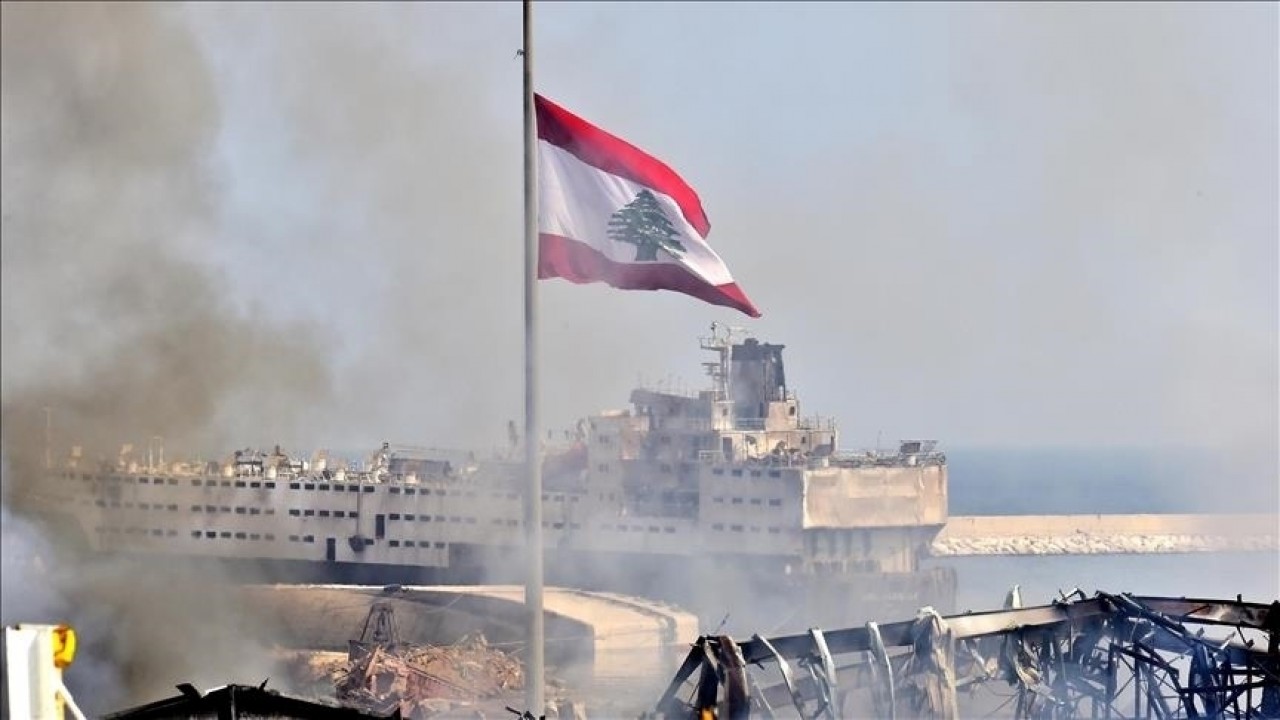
xmin=729 ymin=338 xmax=787 ymax=421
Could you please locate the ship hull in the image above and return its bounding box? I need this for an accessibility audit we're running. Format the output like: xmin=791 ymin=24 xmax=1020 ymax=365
xmin=27 ymin=502 xmax=956 ymax=634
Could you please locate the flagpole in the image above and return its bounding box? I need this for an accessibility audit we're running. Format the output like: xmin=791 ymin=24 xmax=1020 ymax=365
xmin=521 ymin=0 xmax=545 ymax=715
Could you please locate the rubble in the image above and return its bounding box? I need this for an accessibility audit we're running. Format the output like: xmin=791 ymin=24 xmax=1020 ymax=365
xmin=277 ymin=633 xmax=528 ymax=718
xmin=278 ymin=600 xmax=597 ymax=719
xmin=335 ymin=634 xmax=524 ymax=716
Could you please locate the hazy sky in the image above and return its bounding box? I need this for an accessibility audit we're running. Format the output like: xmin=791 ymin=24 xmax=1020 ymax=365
xmin=4 ymin=2 xmax=1276 ymax=464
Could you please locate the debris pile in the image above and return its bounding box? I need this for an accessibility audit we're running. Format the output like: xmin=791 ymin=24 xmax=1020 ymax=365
xmin=334 ymin=634 xmax=524 ymax=717
xmin=279 ymin=601 xmax=588 ymax=718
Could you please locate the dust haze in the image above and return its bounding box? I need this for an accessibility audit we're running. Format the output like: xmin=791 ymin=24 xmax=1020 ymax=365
xmin=1 ymin=3 xmax=327 ymax=712
xmin=2 ymin=1 xmax=1275 ymax=711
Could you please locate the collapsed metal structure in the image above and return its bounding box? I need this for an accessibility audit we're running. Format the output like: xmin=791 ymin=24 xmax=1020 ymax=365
xmin=652 ymin=592 xmax=1280 ymax=719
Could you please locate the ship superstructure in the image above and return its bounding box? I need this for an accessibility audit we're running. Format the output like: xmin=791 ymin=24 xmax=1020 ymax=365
xmin=35 ymin=328 xmax=954 ymax=628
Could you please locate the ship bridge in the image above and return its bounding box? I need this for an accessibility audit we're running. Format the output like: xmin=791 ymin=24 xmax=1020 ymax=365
xmin=615 ymin=329 xmax=838 ymax=467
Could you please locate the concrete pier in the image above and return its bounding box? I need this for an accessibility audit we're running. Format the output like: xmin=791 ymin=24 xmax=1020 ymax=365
xmin=933 ymin=513 xmax=1279 ymax=556
xmin=239 ymin=584 xmax=698 ymax=688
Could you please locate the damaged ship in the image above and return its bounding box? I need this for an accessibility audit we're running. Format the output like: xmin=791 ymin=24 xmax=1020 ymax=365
xmin=34 ymin=328 xmax=955 ymax=630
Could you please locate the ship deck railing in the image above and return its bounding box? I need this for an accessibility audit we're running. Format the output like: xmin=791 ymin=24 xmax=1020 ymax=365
xmin=691 ymin=450 xmax=946 ymax=470
xmin=830 ymin=450 xmax=947 ymax=468
xmin=728 ymin=417 xmax=839 ymax=432
xmin=694 ymin=452 xmax=835 ymax=470
xmin=654 ymin=416 xmax=838 ymax=433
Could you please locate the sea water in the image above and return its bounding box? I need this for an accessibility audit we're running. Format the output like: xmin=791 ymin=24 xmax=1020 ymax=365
xmin=941 ymin=445 xmax=1278 ymax=607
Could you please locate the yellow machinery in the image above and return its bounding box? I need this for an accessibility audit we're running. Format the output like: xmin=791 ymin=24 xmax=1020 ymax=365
xmin=3 ymin=624 xmax=86 ymax=720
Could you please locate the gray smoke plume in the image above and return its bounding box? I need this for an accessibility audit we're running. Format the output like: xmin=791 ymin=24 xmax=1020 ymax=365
xmin=0 ymin=3 xmax=331 ymax=470
xmin=1 ymin=3 xmax=329 ymax=712
xmin=184 ymin=2 xmax=528 ymax=451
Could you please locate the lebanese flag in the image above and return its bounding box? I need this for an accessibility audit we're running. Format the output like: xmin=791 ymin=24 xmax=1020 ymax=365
xmin=535 ymin=95 xmax=760 ymax=318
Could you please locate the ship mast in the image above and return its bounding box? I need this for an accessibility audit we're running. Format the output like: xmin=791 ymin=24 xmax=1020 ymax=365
xmin=700 ymin=322 xmax=749 ymax=406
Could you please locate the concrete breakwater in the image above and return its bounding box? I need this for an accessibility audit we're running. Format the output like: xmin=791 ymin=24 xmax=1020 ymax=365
xmin=932 ymin=513 xmax=1279 ymax=556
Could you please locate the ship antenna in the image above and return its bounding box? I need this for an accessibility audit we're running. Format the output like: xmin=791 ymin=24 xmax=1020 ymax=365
xmin=725 ymin=333 xmax=732 ymax=406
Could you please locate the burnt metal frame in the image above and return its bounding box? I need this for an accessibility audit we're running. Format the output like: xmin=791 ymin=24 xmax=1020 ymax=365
xmin=651 ymin=593 xmax=1279 ymax=719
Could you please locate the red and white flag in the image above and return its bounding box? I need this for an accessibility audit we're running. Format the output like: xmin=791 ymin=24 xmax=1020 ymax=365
xmin=535 ymin=95 xmax=760 ymax=318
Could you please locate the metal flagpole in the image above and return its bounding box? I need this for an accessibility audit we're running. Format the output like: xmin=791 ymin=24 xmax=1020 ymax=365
xmin=521 ymin=0 xmax=545 ymax=714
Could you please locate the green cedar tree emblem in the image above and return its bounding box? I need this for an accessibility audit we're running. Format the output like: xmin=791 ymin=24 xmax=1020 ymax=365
xmin=606 ymin=189 xmax=686 ymax=261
